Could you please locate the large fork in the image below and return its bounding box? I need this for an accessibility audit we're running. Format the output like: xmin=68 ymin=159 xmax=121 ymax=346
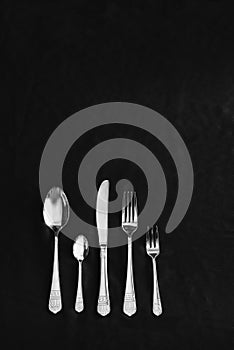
xmin=146 ymin=225 xmax=162 ymax=316
xmin=122 ymin=191 xmax=138 ymax=316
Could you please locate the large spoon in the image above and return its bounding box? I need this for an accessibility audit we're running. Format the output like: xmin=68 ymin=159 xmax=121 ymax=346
xmin=73 ymin=235 xmax=89 ymax=312
xmin=43 ymin=187 xmax=70 ymax=313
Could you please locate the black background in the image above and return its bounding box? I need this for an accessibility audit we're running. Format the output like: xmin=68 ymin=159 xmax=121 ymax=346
xmin=4 ymin=0 xmax=234 ymax=349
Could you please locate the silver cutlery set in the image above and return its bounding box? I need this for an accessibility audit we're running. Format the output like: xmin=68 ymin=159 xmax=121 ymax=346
xmin=43 ymin=180 xmax=162 ymax=317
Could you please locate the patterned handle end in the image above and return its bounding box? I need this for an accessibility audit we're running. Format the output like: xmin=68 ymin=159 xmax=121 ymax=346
xmin=49 ymin=290 xmax=62 ymax=314
xmin=153 ymin=302 xmax=162 ymax=316
xmin=75 ymin=297 xmax=84 ymax=313
xmin=123 ymin=293 xmax=137 ymax=316
xmin=97 ymin=296 xmax=110 ymax=316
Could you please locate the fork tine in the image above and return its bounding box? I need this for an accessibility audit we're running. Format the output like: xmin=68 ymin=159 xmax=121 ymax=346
xmin=129 ymin=191 xmax=133 ymax=222
xmin=154 ymin=225 xmax=159 ymax=237
xmin=126 ymin=191 xmax=130 ymax=222
xmin=150 ymin=226 xmax=155 ymax=247
xmin=146 ymin=226 xmax=150 ymax=248
xmin=149 ymin=226 xmax=152 ymax=245
xmin=154 ymin=225 xmax=160 ymax=250
xmin=122 ymin=191 xmax=126 ymax=223
xmin=133 ymin=192 xmax=137 ymax=223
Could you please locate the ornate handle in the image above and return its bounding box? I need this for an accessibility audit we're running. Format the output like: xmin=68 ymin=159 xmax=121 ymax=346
xmin=123 ymin=237 xmax=137 ymax=316
xmin=97 ymin=246 xmax=110 ymax=316
xmin=49 ymin=236 xmax=62 ymax=314
xmin=152 ymin=258 xmax=162 ymax=316
xmin=75 ymin=261 xmax=84 ymax=312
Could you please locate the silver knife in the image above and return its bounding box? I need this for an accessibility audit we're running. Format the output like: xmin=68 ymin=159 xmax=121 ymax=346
xmin=96 ymin=180 xmax=110 ymax=316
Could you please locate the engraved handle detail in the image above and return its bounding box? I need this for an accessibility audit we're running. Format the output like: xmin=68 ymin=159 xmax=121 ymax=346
xmin=75 ymin=261 xmax=84 ymax=312
xmin=49 ymin=236 xmax=62 ymax=314
xmin=97 ymin=246 xmax=110 ymax=316
xmin=152 ymin=258 xmax=162 ymax=316
xmin=123 ymin=237 xmax=136 ymax=316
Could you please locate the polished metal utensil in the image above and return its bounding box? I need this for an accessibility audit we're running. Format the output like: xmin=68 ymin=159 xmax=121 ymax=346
xmin=73 ymin=235 xmax=89 ymax=312
xmin=122 ymin=191 xmax=138 ymax=316
xmin=43 ymin=187 xmax=70 ymax=314
xmin=96 ymin=180 xmax=110 ymax=316
xmin=146 ymin=225 xmax=162 ymax=316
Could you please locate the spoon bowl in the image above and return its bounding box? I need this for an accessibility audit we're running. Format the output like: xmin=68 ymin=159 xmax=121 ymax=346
xmin=73 ymin=235 xmax=89 ymax=261
xmin=43 ymin=187 xmax=70 ymax=235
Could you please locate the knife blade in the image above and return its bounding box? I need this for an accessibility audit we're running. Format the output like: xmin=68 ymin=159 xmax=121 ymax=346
xmin=96 ymin=180 xmax=109 ymax=245
xmin=96 ymin=180 xmax=110 ymax=316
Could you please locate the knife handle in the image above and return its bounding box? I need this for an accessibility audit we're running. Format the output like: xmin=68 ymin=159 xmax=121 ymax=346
xmin=97 ymin=246 xmax=110 ymax=316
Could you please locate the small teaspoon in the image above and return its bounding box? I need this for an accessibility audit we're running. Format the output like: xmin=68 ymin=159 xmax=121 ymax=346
xmin=73 ymin=235 xmax=89 ymax=312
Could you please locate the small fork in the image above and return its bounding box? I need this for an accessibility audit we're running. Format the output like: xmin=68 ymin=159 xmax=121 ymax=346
xmin=146 ymin=225 xmax=162 ymax=316
xmin=122 ymin=191 xmax=138 ymax=316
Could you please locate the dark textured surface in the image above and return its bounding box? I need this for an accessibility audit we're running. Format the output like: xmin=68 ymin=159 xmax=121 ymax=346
xmin=3 ymin=0 xmax=234 ymax=349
